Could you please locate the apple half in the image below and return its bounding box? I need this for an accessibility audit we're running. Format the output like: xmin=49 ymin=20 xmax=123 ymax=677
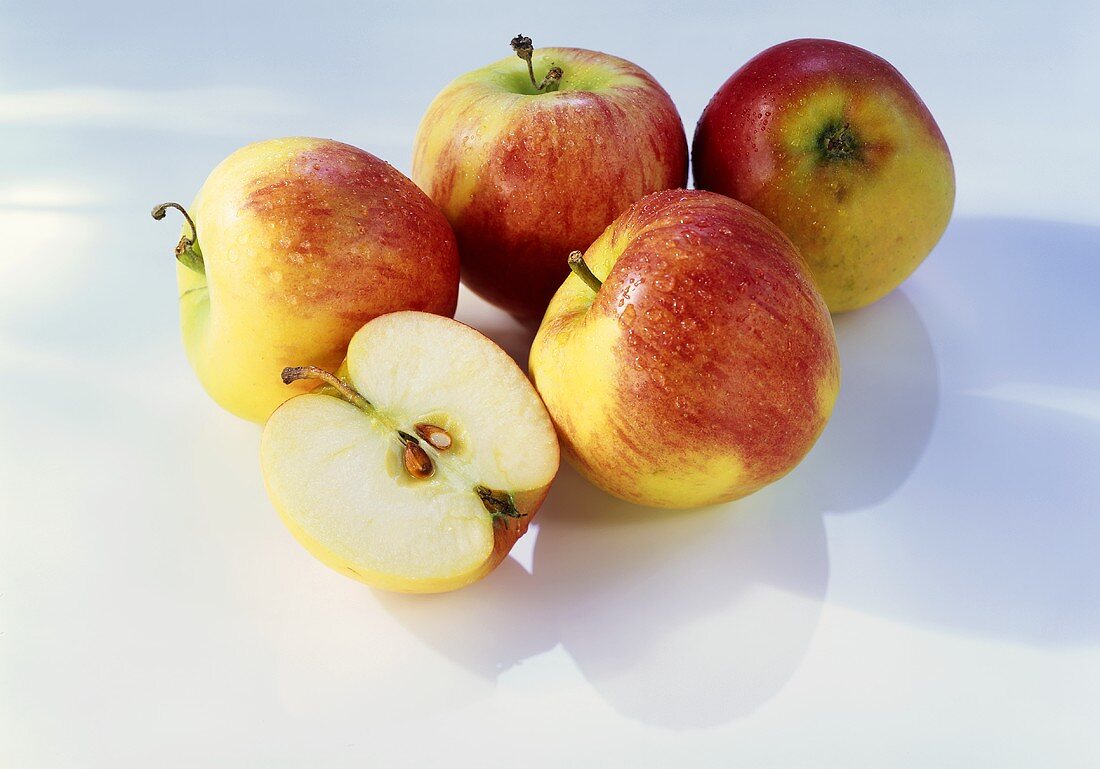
xmin=260 ymin=311 xmax=559 ymax=593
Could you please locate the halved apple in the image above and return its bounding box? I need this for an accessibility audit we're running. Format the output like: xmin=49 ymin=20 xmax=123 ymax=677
xmin=260 ymin=311 xmax=559 ymax=593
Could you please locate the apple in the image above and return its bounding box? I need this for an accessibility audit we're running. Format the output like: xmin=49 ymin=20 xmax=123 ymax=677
xmin=152 ymin=137 xmax=460 ymax=423
xmin=412 ymin=35 xmax=688 ymax=320
xmin=692 ymin=38 xmax=955 ymax=312
xmin=529 ymin=189 xmax=840 ymax=509
xmin=260 ymin=311 xmax=560 ymax=593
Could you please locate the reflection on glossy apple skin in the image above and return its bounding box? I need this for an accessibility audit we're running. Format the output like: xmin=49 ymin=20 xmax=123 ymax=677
xmin=177 ymin=137 xmax=460 ymax=423
xmin=531 ymin=189 xmax=840 ymax=508
xmin=412 ymin=47 xmax=687 ymax=320
xmin=693 ymin=39 xmax=955 ymax=312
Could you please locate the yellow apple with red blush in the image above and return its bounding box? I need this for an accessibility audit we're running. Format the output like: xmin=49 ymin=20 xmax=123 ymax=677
xmin=154 ymin=137 xmax=460 ymax=423
xmin=530 ymin=189 xmax=840 ymax=509
xmin=693 ymin=39 xmax=955 ymax=312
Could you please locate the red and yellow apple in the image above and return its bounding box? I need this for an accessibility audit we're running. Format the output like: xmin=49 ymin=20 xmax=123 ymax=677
xmin=529 ymin=189 xmax=840 ymax=509
xmin=412 ymin=37 xmax=687 ymax=320
xmin=692 ymin=38 xmax=955 ymax=312
xmin=154 ymin=137 xmax=460 ymax=423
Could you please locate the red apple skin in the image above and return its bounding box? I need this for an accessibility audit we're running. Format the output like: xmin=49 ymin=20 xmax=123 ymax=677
xmin=530 ymin=189 xmax=841 ymax=508
xmin=413 ymin=47 xmax=688 ymax=321
xmin=692 ymin=39 xmax=955 ymax=312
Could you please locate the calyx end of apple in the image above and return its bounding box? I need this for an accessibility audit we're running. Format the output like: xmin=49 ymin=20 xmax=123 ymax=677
xmin=476 ymin=485 xmax=524 ymax=519
xmin=818 ymin=121 xmax=862 ymax=163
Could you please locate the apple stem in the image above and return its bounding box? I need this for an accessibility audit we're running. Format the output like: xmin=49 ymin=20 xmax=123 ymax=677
xmin=281 ymin=366 xmax=373 ymax=413
xmin=151 ymin=201 xmax=205 ymax=273
xmin=568 ymin=250 xmax=603 ymax=293
xmin=510 ymin=34 xmax=563 ymax=91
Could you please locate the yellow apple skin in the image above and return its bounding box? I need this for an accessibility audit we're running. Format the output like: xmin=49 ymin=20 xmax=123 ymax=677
xmin=412 ymin=47 xmax=687 ymax=320
xmin=693 ymin=39 xmax=955 ymax=312
xmin=270 ymin=485 xmax=549 ymax=593
xmin=175 ymin=137 xmax=460 ymax=423
xmin=530 ymin=189 xmax=840 ymax=509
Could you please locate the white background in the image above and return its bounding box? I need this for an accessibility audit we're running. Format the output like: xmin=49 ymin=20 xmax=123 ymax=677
xmin=2 ymin=1 xmax=1099 ymax=766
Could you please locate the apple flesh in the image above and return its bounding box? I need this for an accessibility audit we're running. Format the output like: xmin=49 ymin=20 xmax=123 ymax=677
xmin=261 ymin=311 xmax=560 ymax=593
xmin=529 ymin=189 xmax=840 ymax=509
xmin=156 ymin=137 xmax=460 ymax=423
xmin=413 ymin=40 xmax=687 ymax=320
xmin=692 ymin=38 xmax=955 ymax=312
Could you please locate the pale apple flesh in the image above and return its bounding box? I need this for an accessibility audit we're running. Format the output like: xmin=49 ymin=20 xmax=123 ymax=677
xmin=261 ymin=312 xmax=559 ymax=593
xmin=413 ymin=45 xmax=688 ymax=319
xmin=692 ymin=38 xmax=955 ymax=312
xmin=162 ymin=137 xmax=460 ymax=424
xmin=530 ymin=189 xmax=840 ymax=509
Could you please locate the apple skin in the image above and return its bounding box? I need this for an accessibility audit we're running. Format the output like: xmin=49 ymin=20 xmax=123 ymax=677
xmin=692 ymin=39 xmax=955 ymax=312
xmin=176 ymin=137 xmax=459 ymax=423
xmin=413 ymin=47 xmax=687 ymax=320
xmin=529 ymin=189 xmax=840 ymax=509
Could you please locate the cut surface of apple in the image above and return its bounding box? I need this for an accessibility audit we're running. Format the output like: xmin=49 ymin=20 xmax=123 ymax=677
xmin=260 ymin=311 xmax=559 ymax=593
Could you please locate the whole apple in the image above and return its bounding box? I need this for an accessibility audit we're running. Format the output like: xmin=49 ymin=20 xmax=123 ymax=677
xmin=692 ymin=39 xmax=955 ymax=312
xmin=413 ymin=36 xmax=687 ymax=320
xmin=530 ymin=189 xmax=840 ymax=509
xmin=154 ymin=137 xmax=460 ymax=423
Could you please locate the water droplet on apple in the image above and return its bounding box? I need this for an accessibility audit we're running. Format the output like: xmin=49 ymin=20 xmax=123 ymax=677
xmin=653 ymin=273 xmax=676 ymax=292
xmin=269 ymin=270 xmax=283 ymax=283
xmin=619 ymin=304 xmax=636 ymax=327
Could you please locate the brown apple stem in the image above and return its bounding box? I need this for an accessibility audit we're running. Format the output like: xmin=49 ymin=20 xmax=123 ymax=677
xmin=281 ymin=366 xmax=373 ymax=413
xmin=510 ymin=34 xmax=562 ymax=91
xmin=568 ymin=250 xmax=603 ymax=293
xmin=151 ymin=201 xmax=205 ymax=273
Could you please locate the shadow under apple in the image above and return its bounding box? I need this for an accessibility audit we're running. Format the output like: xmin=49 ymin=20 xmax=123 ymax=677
xmin=381 ymin=253 xmax=943 ymax=730
xmin=530 ymin=465 xmax=828 ymax=729
xmin=825 ymin=217 xmax=1100 ymax=645
xmin=788 ymin=290 xmax=940 ymax=515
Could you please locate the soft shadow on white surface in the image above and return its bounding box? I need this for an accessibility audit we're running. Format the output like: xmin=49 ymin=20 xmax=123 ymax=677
xmin=822 ymin=217 xmax=1100 ymax=645
xmin=789 ymin=291 xmax=940 ymax=515
xmin=382 ymin=276 xmax=939 ymax=729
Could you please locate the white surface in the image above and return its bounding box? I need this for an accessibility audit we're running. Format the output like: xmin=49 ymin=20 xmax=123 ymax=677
xmin=2 ymin=2 xmax=1099 ymax=766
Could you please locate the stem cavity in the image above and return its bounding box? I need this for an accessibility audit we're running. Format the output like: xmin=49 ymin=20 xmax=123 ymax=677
xmin=568 ymin=250 xmax=603 ymax=293
xmin=152 ymin=201 xmax=204 ymax=273
xmin=510 ymin=34 xmax=562 ymax=91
